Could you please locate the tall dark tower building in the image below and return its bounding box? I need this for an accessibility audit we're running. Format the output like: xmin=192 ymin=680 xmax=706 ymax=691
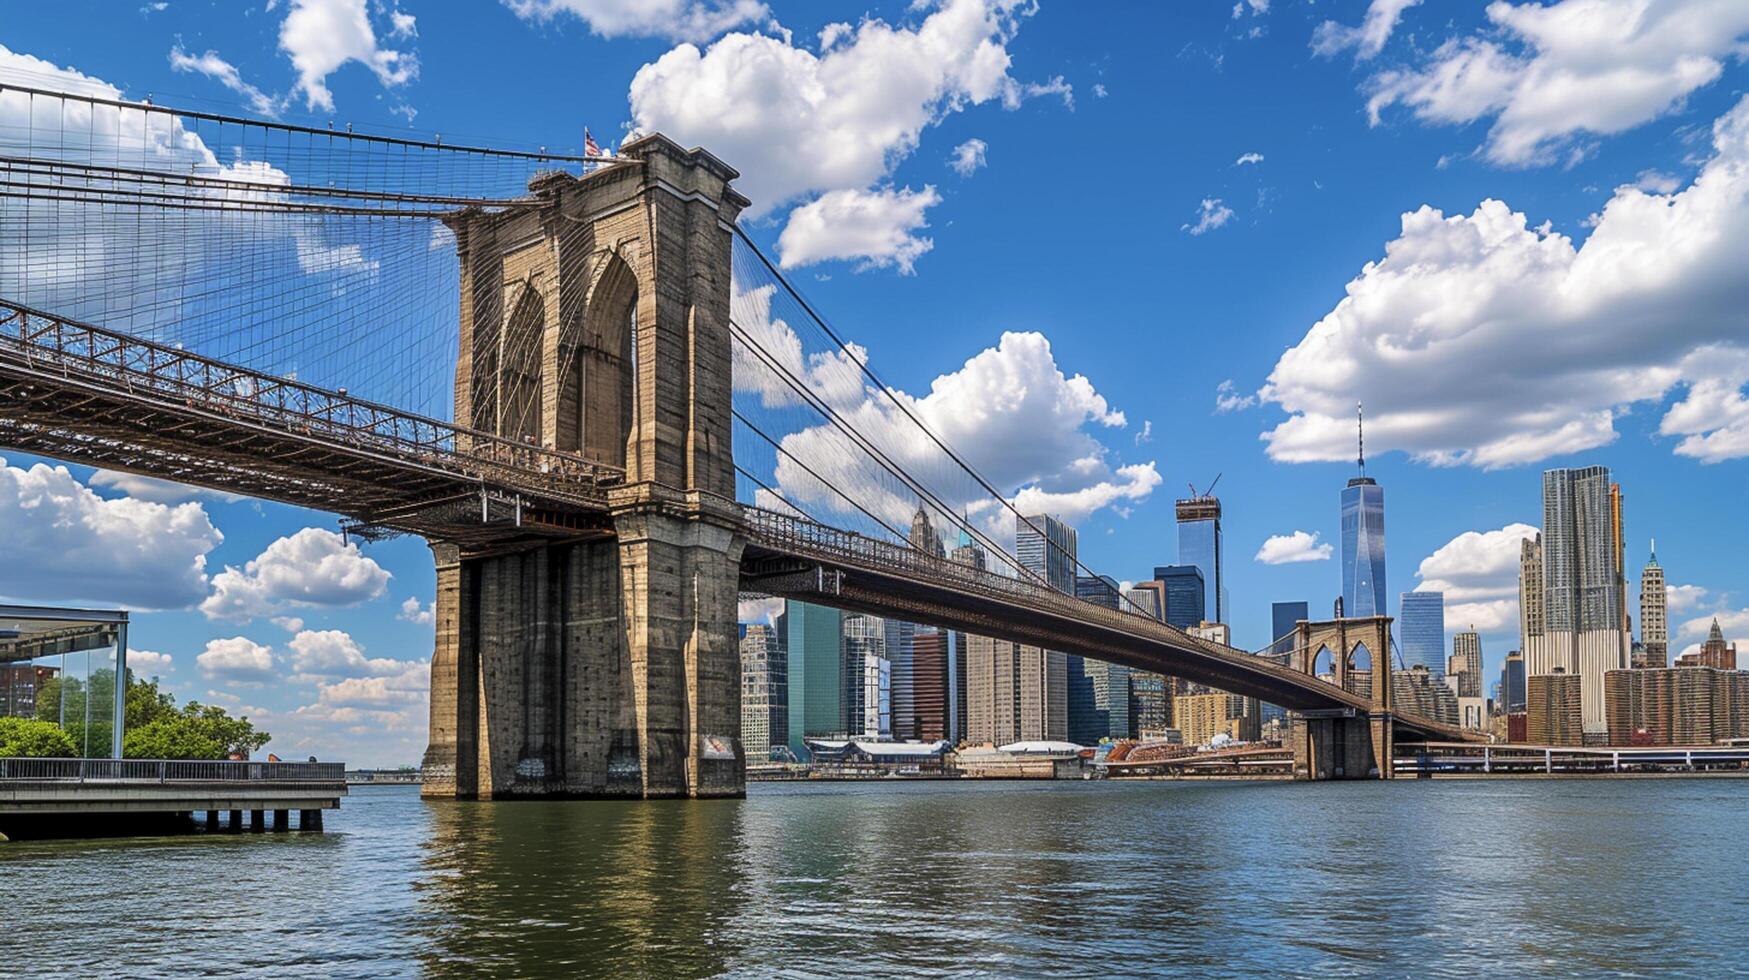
xmin=1341 ymin=404 xmax=1387 ymax=618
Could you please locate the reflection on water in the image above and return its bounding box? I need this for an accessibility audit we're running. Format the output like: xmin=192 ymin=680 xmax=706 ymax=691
xmin=3 ymin=779 xmax=1747 ymax=977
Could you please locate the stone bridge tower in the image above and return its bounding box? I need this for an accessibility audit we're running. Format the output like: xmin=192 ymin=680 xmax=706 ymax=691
xmin=1288 ymin=615 xmax=1394 ymax=780
xmin=421 ymin=134 xmax=749 ymax=799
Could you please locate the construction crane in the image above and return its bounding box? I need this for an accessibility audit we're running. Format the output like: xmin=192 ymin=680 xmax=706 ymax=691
xmin=1186 ymin=473 xmax=1222 ymax=499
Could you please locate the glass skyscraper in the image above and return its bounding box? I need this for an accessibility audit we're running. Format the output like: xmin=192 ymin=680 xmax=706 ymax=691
xmin=1399 ymin=590 xmax=1445 ymax=679
xmin=785 ymin=600 xmax=843 ymax=758
xmin=1341 ymin=475 xmax=1387 ymax=618
xmin=1175 ymin=496 xmax=1225 ymax=623
xmin=1270 ymin=600 xmax=1309 ymax=655
xmin=1153 ymin=565 xmax=1206 ymax=631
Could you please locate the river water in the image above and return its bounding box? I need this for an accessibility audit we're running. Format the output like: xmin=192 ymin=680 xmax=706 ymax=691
xmin=2 ymin=778 xmax=1744 ymax=977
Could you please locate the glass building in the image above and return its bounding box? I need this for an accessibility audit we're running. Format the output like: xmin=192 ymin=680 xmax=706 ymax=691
xmin=1399 ymin=590 xmax=1445 ymax=679
xmin=785 ymin=600 xmax=844 ymax=758
xmin=1270 ymin=600 xmax=1309 ymax=655
xmin=1341 ymin=476 xmax=1387 ymax=618
xmin=0 ymin=605 xmax=131 ymax=758
xmin=1175 ymin=496 xmax=1225 ymax=623
xmin=1153 ymin=565 xmax=1206 ymax=631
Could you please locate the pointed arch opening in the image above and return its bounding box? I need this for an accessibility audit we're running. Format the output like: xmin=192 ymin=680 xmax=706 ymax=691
xmin=571 ymin=251 xmax=638 ymax=468
xmin=499 ymin=283 xmax=544 ymax=445
xmin=1346 ymin=642 xmax=1375 ymax=698
xmin=1312 ymin=645 xmax=1336 ymax=683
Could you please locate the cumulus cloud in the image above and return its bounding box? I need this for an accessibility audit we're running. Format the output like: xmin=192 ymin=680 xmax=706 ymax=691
xmin=88 ymin=470 xmax=245 ymax=505
xmin=1665 ymin=583 xmax=1709 ymax=613
xmin=288 ymin=629 xmax=405 ymax=678
xmin=776 ymin=186 xmax=942 ymax=273
xmin=168 ymin=46 xmax=282 ymax=116
xmin=398 ymin=596 xmax=434 ymax=625
xmin=1182 ymin=198 xmax=1233 ymax=236
xmin=505 ymin=0 xmax=766 ymax=42
xmin=1255 ymin=530 xmax=1333 ymax=565
xmin=1260 ymin=95 xmax=1749 ymax=468
xmin=627 ymin=0 xmax=1064 ymax=218
xmin=743 ymin=327 xmax=1153 ymax=535
xmin=202 ymin=527 xmax=390 ymax=621
xmin=1415 ymin=523 xmax=1539 ymax=633
xmin=127 ymin=650 xmax=173 ymax=675
xmin=1312 ymin=0 xmax=1420 ymax=60
xmin=0 ymin=456 xmax=221 ymax=609
xmin=279 ymin=0 xmax=418 ymax=112
xmin=1362 ymin=0 xmax=1749 ymax=166
xmin=950 ymin=138 xmax=989 ymax=177
xmin=197 ymin=636 xmax=276 ymax=683
xmin=738 ymin=595 xmax=785 ymax=624
xmin=1678 ymin=608 xmax=1749 ymax=641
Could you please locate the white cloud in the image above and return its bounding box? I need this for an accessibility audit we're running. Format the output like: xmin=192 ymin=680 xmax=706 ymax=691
xmin=1255 ymin=530 xmax=1333 ymax=565
xmin=1234 ymin=151 xmax=1265 ymax=166
xmin=202 ymin=527 xmax=390 ymax=621
xmin=1312 ymin=0 xmax=1420 ymax=60
xmin=279 ymin=0 xmax=418 ymax=112
xmin=1182 ymin=197 xmax=1233 ymax=236
xmin=1415 ymin=523 xmax=1539 ymax=634
xmin=1678 ymin=608 xmax=1749 ymax=641
xmin=627 ymin=0 xmax=1063 ymax=217
xmin=314 ymin=659 xmax=429 ymax=706
xmin=505 ymin=0 xmax=767 ymax=42
xmin=398 ymin=596 xmax=434 ymax=625
xmin=950 ymin=138 xmax=988 ymax=177
xmin=738 ymin=596 xmax=785 ymax=624
xmin=272 ymin=616 xmax=305 ymax=634
xmin=0 ymin=456 xmax=221 ymax=609
xmin=1232 ymin=0 xmax=1268 ymax=17
xmin=88 ymin=470 xmax=245 ymax=505
xmin=1665 ymin=583 xmax=1709 ymax=613
xmin=127 ymin=650 xmax=173 ymax=675
xmin=1134 ymin=420 xmax=1153 ymax=445
xmin=1260 ymin=96 xmax=1749 ymax=467
xmin=169 ymin=46 xmax=282 ymax=116
xmin=1214 ymin=379 xmax=1256 ymax=413
xmin=197 ymin=636 xmax=276 ymax=683
xmin=1092 ymin=83 xmax=1108 ymax=98
xmin=288 ymin=629 xmax=405 ymax=678
xmin=1362 ymin=0 xmax=1749 ymax=166
xmin=747 ymin=329 xmax=1151 ymax=535
xmin=776 ymin=186 xmax=942 ymax=273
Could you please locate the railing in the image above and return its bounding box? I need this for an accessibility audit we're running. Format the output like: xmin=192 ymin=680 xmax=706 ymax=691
xmin=0 ymin=300 xmax=622 ymax=504
xmin=740 ymin=506 xmax=1358 ymax=702
xmin=0 ymin=758 xmax=347 ymax=783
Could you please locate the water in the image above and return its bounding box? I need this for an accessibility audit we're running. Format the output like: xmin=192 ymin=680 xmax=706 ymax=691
xmin=3 ymin=778 xmax=1746 ymax=977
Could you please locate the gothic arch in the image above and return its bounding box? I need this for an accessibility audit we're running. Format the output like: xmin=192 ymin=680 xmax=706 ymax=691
xmin=569 ymin=250 xmax=639 ymax=468
xmin=499 ymin=282 xmax=545 ymax=445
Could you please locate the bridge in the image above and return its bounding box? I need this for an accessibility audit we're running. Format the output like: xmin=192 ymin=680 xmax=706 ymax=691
xmin=0 ymin=84 xmax=1472 ymax=799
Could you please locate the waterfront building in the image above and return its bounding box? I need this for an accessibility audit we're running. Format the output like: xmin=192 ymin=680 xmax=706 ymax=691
xmin=739 ymin=624 xmax=787 ymax=763
xmin=843 ymin=613 xmax=890 ymax=739
xmin=1527 ymin=466 xmax=1631 ymax=738
xmin=1676 ymin=619 xmax=1738 ymax=670
xmin=1526 ymin=670 xmax=1584 ymax=747
xmin=1638 ymin=544 xmax=1667 ymax=668
xmin=884 ymin=618 xmax=916 ymax=740
xmin=947 ymin=527 xmax=986 ymax=745
xmin=1448 ymin=631 xmax=1482 ymax=698
xmin=911 ymin=630 xmax=949 ymax=742
xmin=1173 ymin=692 xmax=1259 ymax=746
xmin=1009 ymin=512 xmax=1074 ymax=742
xmin=1071 ymin=576 xmax=1130 ymax=744
xmin=964 ymin=636 xmax=1067 ymax=745
xmin=1605 ymin=666 xmax=1749 ymax=745
xmin=785 ymin=601 xmax=844 ymax=757
xmin=1153 ymin=565 xmax=1206 ymax=631
xmin=1270 ymin=601 xmax=1309 ymax=655
xmin=1340 ymin=409 xmax=1387 ymax=618
xmin=1175 ymin=494 xmax=1226 ymax=623
xmin=1499 ymin=651 xmax=1527 ymax=713
xmin=1129 ymin=671 xmax=1170 ymax=738
xmin=1399 ymin=591 xmax=1446 ymax=680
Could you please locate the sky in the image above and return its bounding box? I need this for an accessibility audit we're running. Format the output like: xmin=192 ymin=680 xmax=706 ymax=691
xmin=3 ymin=0 xmax=1749 ymax=765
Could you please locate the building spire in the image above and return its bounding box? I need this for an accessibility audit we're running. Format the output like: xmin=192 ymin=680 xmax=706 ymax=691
xmin=1356 ymin=401 xmax=1366 ymax=476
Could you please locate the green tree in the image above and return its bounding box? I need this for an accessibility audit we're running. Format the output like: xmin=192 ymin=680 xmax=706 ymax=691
xmin=0 ymin=717 xmax=78 ymax=757
xmin=124 ymin=701 xmax=271 ymax=760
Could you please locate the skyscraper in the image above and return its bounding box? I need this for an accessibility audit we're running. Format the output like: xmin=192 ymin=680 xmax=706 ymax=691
xmin=1270 ymin=600 xmax=1310 ymax=655
xmin=1017 ymin=514 xmax=1077 ymax=592
xmin=1072 ymin=576 xmax=1130 ymax=744
xmin=1531 ymin=465 xmax=1631 ymax=737
xmin=1520 ymin=534 xmax=1545 ymax=656
xmin=1013 ymin=512 xmax=1073 ymax=740
xmin=844 ymin=613 xmax=890 ymax=739
xmin=1448 ymin=630 xmax=1482 ymax=698
xmin=946 ymin=528 xmax=984 ymax=745
xmin=1638 ymin=544 xmax=1667 ymax=669
xmin=1175 ymin=495 xmax=1225 ymax=623
xmin=1399 ymin=591 xmax=1445 ymax=679
xmin=785 ymin=600 xmax=844 ymax=758
xmin=911 ymin=629 xmax=949 ymax=741
xmin=739 ymin=623 xmax=787 ymax=763
xmin=1123 ymin=583 xmax=1170 ymax=737
xmin=1341 ymin=406 xmax=1387 ymax=619
xmin=884 ymin=618 xmax=916 ymax=740
xmin=1153 ymin=564 xmax=1206 ymax=631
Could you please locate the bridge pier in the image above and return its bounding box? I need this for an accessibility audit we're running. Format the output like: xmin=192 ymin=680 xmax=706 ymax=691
xmin=1291 ymin=712 xmax=1393 ymax=780
xmin=421 ymin=134 xmax=749 ymax=802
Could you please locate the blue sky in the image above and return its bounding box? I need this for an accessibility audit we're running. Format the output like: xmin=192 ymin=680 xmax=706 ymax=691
xmin=3 ymin=0 xmax=1748 ymax=764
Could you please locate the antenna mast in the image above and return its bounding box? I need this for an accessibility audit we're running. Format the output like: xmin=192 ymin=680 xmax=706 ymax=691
xmin=1356 ymin=401 xmax=1366 ymax=475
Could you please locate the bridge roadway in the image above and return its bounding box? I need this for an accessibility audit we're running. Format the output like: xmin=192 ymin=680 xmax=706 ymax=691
xmin=0 ymin=299 xmax=1472 ymax=744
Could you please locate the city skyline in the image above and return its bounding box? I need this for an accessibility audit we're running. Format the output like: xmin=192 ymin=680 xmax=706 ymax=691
xmin=2 ymin=1 xmax=1748 ymax=767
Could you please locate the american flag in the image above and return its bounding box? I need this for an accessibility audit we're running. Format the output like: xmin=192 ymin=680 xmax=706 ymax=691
xmin=584 ymin=127 xmax=601 ymax=158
